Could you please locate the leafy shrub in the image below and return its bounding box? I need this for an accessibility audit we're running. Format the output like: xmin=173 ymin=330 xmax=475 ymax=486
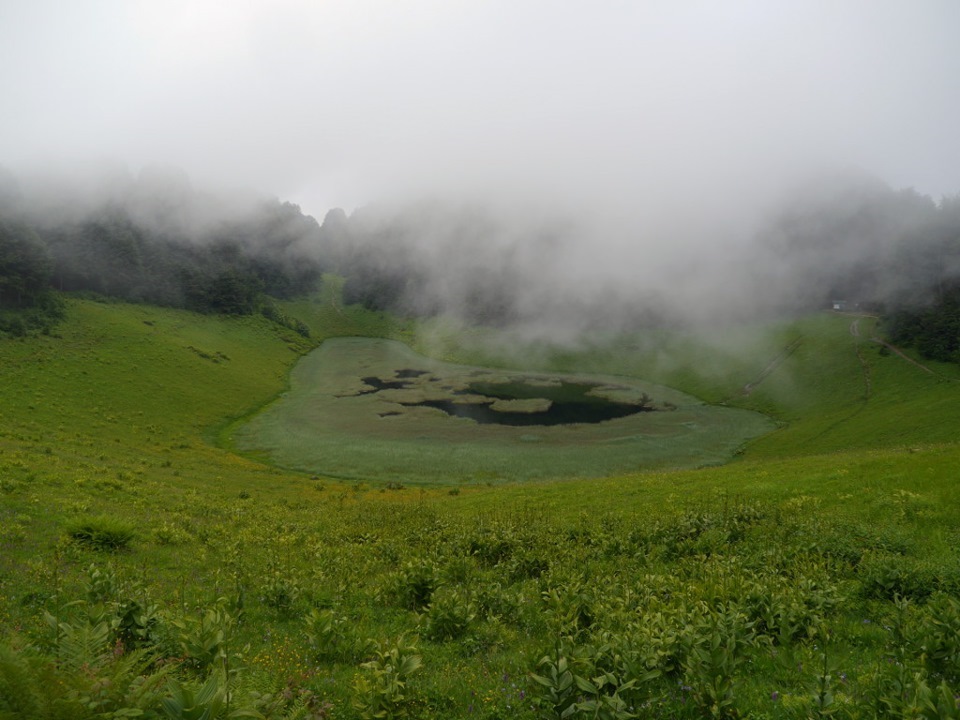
xmin=260 ymin=570 xmax=304 ymax=615
xmin=813 ymin=522 xmax=913 ymax=567
xmin=542 ymin=579 xmax=594 ymax=636
xmin=114 ymin=599 xmax=165 ymax=652
xmin=160 ymin=672 xmax=232 ymax=720
xmin=646 ymin=504 xmax=764 ymax=559
xmin=858 ymin=552 xmax=937 ymax=601
xmin=621 ymin=610 xmax=685 ymax=682
xmin=506 ymin=549 xmax=550 ymax=581
xmin=466 ymin=528 xmax=516 ymax=567
xmin=153 ymin=522 xmax=193 ymax=546
xmin=680 ymin=602 xmax=759 ymax=719
xmin=530 ymin=647 xmax=578 ymax=720
xmin=742 ymin=575 xmax=837 ymax=645
xmin=532 ymin=639 xmax=642 ymax=720
xmin=83 ymin=563 xmax=119 ymax=604
xmin=65 ymin=515 xmax=135 ymax=551
xmin=439 ymin=553 xmax=475 ymax=584
xmin=261 ymin=302 xmax=311 ymax=338
xmin=859 ymin=597 xmax=956 ymax=719
xmin=474 ymin=581 xmax=525 ymax=626
xmin=916 ymin=593 xmax=960 ymax=682
xmin=385 ymin=559 xmax=439 ymax=610
xmin=420 ymin=588 xmax=476 ymax=642
xmin=352 ymin=637 xmax=422 ymax=720
xmin=170 ymin=601 xmax=239 ymax=672
xmin=304 ymin=608 xmax=368 ymax=663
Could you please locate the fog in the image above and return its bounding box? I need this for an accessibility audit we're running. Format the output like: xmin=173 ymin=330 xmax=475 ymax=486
xmin=2 ymin=1 xmax=959 ymax=336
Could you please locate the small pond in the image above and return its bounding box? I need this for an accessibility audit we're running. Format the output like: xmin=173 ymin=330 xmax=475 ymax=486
xmin=361 ymin=375 xmax=656 ymax=426
xmin=231 ymin=338 xmax=776 ymax=484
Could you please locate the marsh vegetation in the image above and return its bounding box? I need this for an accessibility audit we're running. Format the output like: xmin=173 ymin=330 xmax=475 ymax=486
xmin=230 ymin=338 xmax=775 ymax=483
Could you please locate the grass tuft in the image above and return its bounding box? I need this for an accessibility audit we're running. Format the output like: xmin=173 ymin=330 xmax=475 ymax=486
xmin=65 ymin=515 xmax=136 ymax=551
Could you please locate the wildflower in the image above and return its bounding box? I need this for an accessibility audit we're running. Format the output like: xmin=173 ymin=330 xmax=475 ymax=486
xmin=771 ymin=691 xmax=780 ymax=701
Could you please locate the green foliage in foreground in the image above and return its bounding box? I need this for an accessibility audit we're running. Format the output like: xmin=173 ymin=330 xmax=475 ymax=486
xmin=3 ymin=295 xmax=960 ymax=717
xmin=5 ymin=477 xmax=960 ymax=719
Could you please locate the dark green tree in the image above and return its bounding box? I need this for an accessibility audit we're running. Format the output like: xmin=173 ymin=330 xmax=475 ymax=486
xmin=0 ymin=218 xmax=53 ymax=307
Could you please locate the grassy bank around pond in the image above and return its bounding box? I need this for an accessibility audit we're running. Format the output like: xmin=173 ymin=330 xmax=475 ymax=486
xmin=3 ymin=294 xmax=960 ymax=718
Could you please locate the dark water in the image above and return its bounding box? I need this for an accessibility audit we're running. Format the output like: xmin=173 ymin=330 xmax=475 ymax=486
xmin=358 ymin=376 xmax=409 ymax=394
xmin=365 ymin=372 xmax=654 ymax=426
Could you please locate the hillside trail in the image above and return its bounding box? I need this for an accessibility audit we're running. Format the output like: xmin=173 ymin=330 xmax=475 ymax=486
xmin=848 ymin=313 xmax=938 ymax=376
xmin=738 ymin=313 xmax=938 ymax=401
xmin=739 ymin=337 xmax=802 ymax=397
xmin=846 ymin=317 xmax=873 ymax=398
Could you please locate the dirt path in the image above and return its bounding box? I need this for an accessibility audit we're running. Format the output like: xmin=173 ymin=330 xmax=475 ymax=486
xmin=740 ymin=338 xmax=802 ymax=396
xmin=849 ymin=315 xmax=941 ymax=378
xmin=870 ymin=337 xmax=936 ymax=375
xmin=849 ymin=319 xmax=872 ymax=398
xmin=727 ymin=313 xmax=942 ymax=401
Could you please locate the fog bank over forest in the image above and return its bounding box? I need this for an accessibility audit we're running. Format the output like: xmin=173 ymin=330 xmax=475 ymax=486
xmin=3 ymin=158 xmax=960 ymax=347
xmin=2 ymin=1 xmax=960 ymax=348
xmin=325 ymin=169 xmax=960 ymax=340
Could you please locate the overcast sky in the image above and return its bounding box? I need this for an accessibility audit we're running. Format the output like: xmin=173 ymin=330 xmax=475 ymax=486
xmin=2 ymin=0 xmax=958 ymax=220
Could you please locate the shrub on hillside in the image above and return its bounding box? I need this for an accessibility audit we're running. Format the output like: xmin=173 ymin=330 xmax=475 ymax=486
xmin=65 ymin=516 xmax=135 ymax=551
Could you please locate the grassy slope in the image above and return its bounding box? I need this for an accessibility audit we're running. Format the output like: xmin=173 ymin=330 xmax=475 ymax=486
xmin=3 ymin=293 xmax=960 ymax=717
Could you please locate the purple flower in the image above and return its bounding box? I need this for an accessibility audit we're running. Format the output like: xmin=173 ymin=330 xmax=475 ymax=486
xmin=771 ymin=691 xmax=780 ymax=701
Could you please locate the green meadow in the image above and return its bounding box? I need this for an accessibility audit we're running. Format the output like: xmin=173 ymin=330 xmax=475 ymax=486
xmin=3 ymin=288 xmax=960 ymax=719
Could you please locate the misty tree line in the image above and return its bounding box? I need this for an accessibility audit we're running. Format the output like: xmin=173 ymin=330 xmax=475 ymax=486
xmin=328 ymin=177 xmax=960 ymax=363
xmin=321 ymin=204 xmax=533 ymax=326
xmin=3 ymin=165 xmax=960 ymax=364
xmin=0 ymin=167 xmax=325 ymax=335
xmin=0 ymin=217 xmax=65 ymax=335
xmin=37 ymin=205 xmax=324 ymax=311
xmin=761 ymin=177 xmax=960 ymax=363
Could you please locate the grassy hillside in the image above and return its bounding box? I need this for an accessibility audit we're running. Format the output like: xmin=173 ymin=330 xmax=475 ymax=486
xmin=2 ymin=294 xmax=960 ymax=719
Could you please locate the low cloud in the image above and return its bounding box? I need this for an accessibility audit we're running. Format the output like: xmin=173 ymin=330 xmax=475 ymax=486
xmin=2 ymin=1 xmax=958 ymax=342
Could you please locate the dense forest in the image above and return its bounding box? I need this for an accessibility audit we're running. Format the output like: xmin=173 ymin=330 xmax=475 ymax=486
xmin=2 ymin=164 xmax=960 ymax=363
